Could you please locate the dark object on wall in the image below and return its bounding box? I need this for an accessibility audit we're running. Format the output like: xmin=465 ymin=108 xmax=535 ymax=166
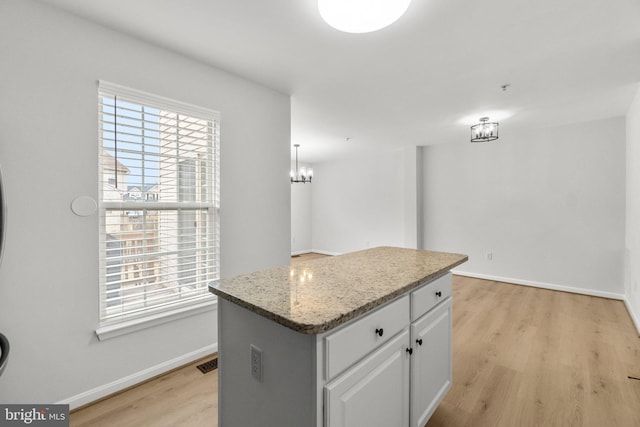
xmin=0 ymin=333 xmax=9 ymax=377
xmin=0 ymin=165 xmax=8 ymax=378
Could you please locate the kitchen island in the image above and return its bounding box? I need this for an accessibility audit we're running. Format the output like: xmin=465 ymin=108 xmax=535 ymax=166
xmin=209 ymin=246 xmax=467 ymax=427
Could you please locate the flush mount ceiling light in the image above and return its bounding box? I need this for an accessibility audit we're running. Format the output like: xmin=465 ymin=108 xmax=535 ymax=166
xmin=290 ymin=144 xmax=313 ymax=184
xmin=318 ymin=0 xmax=411 ymax=33
xmin=471 ymin=117 xmax=499 ymax=143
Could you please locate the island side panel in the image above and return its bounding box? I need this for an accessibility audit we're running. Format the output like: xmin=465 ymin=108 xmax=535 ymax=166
xmin=218 ymin=298 xmax=317 ymax=427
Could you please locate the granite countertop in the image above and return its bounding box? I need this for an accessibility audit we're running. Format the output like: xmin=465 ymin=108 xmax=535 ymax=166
xmin=209 ymin=246 xmax=468 ymax=335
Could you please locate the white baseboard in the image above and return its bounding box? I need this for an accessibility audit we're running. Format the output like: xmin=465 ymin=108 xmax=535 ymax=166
xmin=624 ymin=298 xmax=640 ymax=336
xmin=58 ymin=343 xmax=218 ymax=410
xmin=452 ymin=270 xmax=626 ymax=301
xmin=310 ymin=249 xmax=342 ymax=256
xmin=291 ymin=249 xmax=342 ymax=257
xmin=291 ymin=250 xmax=311 ymax=256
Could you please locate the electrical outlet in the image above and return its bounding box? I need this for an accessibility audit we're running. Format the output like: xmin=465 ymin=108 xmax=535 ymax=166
xmin=486 ymin=251 xmax=493 ymax=261
xmin=250 ymin=344 xmax=263 ymax=382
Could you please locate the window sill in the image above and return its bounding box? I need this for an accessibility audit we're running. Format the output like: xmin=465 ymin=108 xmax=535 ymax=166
xmin=95 ymin=298 xmax=217 ymax=341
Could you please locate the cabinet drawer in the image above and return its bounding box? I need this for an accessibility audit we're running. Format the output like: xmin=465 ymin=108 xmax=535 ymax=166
xmin=411 ymin=273 xmax=451 ymax=321
xmin=325 ymin=295 xmax=410 ymax=381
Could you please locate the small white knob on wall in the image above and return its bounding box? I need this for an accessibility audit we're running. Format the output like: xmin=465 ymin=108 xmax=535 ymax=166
xmin=71 ymin=196 xmax=97 ymax=217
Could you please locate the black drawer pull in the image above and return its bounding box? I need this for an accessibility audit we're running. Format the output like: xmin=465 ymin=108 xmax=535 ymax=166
xmin=406 ymin=347 xmax=413 ymax=355
xmin=375 ymin=328 xmax=384 ymax=337
xmin=416 ymin=338 xmax=423 ymax=346
xmin=435 ymin=291 xmax=442 ymax=298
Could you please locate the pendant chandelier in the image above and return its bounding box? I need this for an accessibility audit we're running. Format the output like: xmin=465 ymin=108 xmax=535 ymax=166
xmin=471 ymin=117 xmax=499 ymax=143
xmin=290 ymin=144 xmax=313 ymax=184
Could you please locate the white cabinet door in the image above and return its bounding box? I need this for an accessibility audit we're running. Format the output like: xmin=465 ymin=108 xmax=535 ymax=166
xmin=325 ymin=329 xmax=410 ymax=427
xmin=410 ymin=298 xmax=452 ymax=427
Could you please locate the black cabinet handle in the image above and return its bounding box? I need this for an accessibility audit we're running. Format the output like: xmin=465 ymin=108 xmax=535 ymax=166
xmin=416 ymin=338 xmax=423 ymax=346
xmin=435 ymin=291 xmax=442 ymax=298
xmin=406 ymin=348 xmax=413 ymax=355
xmin=375 ymin=328 xmax=384 ymax=337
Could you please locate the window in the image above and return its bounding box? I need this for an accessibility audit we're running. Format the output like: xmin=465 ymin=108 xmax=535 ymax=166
xmin=97 ymin=81 xmax=220 ymax=335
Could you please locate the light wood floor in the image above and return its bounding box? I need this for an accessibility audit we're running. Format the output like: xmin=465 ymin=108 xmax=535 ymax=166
xmin=428 ymin=276 xmax=640 ymax=427
xmin=69 ymin=355 xmax=218 ymax=426
xmin=70 ymin=271 xmax=640 ymax=427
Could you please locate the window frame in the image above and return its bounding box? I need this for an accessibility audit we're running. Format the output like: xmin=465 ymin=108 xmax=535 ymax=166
xmin=95 ymin=81 xmax=220 ymax=340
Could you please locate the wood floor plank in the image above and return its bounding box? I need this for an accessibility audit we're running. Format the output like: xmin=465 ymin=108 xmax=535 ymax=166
xmin=427 ymin=277 xmax=640 ymax=427
xmin=70 ymin=273 xmax=640 ymax=427
xmin=69 ymin=357 xmax=218 ymax=427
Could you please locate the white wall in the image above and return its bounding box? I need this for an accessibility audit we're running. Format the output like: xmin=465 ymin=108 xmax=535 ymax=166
xmin=625 ymin=87 xmax=640 ymax=332
xmin=404 ymin=147 xmax=421 ymax=249
xmin=311 ymin=149 xmax=408 ymax=255
xmin=291 ymin=163 xmax=312 ymax=254
xmin=0 ymin=0 xmax=290 ymax=406
xmin=421 ymin=117 xmax=626 ymax=298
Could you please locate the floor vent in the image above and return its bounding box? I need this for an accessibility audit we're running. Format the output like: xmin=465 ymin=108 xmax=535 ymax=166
xmin=197 ymin=358 xmax=218 ymax=374
xmin=628 ymin=376 xmax=640 ymax=381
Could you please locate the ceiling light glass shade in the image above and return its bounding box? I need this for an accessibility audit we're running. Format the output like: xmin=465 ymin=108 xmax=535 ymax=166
xmin=470 ymin=117 xmax=499 ymax=143
xmin=318 ymin=0 xmax=411 ymax=33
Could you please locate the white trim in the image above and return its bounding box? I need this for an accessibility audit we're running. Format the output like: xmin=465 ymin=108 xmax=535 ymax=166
xmin=452 ymin=270 xmax=625 ymax=301
xmin=624 ymin=298 xmax=640 ymax=336
xmin=102 ymin=201 xmax=213 ymax=210
xmin=58 ymin=343 xmax=218 ymax=410
xmin=98 ymin=80 xmax=220 ymax=120
xmin=291 ymin=249 xmax=343 ymax=257
xmin=96 ymin=299 xmax=217 ymax=341
xmin=310 ymin=249 xmax=343 ymax=256
xmin=291 ymin=250 xmax=312 ymax=256
xmin=97 ymin=81 xmax=221 ymax=327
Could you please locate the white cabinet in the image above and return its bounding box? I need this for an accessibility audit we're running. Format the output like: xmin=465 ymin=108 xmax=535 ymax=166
xmin=410 ymin=297 xmax=452 ymax=427
xmin=411 ymin=273 xmax=452 ymax=321
xmin=216 ymin=272 xmax=454 ymax=427
xmin=325 ymin=295 xmax=410 ymax=380
xmin=324 ymin=274 xmax=452 ymax=427
xmin=325 ymin=329 xmax=410 ymax=427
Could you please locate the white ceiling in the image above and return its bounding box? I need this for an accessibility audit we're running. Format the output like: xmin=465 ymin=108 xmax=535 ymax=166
xmin=37 ymin=0 xmax=640 ymax=162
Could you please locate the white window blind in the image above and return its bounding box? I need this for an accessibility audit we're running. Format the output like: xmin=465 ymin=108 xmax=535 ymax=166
xmin=98 ymin=81 xmax=220 ymax=327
